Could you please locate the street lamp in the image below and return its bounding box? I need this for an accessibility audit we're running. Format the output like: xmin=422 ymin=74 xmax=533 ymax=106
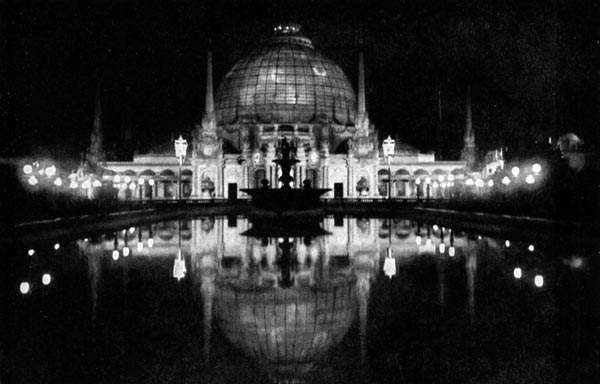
xmin=382 ymin=136 xmax=396 ymax=199
xmin=511 ymin=166 xmax=520 ymax=178
xmin=174 ymin=135 xmax=188 ymax=200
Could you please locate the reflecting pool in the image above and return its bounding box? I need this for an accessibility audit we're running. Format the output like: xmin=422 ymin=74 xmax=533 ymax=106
xmin=4 ymin=215 xmax=599 ymax=383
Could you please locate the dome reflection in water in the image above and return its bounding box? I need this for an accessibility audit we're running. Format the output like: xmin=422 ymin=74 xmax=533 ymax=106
xmin=194 ymin=216 xmax=373 ymax=382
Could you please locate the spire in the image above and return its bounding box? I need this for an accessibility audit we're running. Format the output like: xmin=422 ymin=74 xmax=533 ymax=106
xmin=357 ymin=42 xmax=366 ymax=118
xmin=461 ymin=85 xmax=476 ymax=169
xmin=202 ymin=42 xmax=217 ymax=132
xmin=464 ymin=85 xmax=474 ymax=145
xmin=87 ymin=83 xmax=104 ymax=167
xmin=354 ymin=34 xmax=371 ymax=152
xmin=205 ymin=44 xmax=214 ymax=115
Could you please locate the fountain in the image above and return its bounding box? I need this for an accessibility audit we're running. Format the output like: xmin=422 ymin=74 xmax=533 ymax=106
xmin=241 ymin=138 xmax=330 ymax=214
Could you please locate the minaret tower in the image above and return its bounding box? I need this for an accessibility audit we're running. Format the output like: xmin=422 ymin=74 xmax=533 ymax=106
xmin=461 ymin=86 xmax=477 ymax=169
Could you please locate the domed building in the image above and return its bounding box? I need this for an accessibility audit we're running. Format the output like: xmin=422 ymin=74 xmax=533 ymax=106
xmin=102 ymin=23 xmax=467 ymax=200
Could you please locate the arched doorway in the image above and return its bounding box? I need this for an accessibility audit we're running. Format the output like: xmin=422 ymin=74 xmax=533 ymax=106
xmin=394 ymin=169 xmax=411 ymax=197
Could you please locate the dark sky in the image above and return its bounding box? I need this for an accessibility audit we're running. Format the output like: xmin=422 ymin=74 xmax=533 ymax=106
xmin=3 ymin=0 xmax=599 ymax=161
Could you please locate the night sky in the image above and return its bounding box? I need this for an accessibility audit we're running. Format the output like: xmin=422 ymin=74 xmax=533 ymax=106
xmin=3 ymin=0 xmax=599 ymax=161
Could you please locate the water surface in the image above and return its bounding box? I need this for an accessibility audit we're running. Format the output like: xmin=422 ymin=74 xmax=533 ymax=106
xmin=5 ymin=215 xmax=599 ymax=383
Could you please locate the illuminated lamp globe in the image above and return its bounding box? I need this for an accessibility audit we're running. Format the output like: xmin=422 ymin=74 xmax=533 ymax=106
xmin=448 ymin=246 xmax=455 ymax=257
xmin=511 ymin=166 xmax=520 ymax=177
xmin=532 ymin=163 xmax=541 ymax=174
xmin=42 ymin=273 xmax=52 ymax=286
xmin=92 ymin=179 xmax=102 ymax=188
xmin=475 ymin=179 xmax=484 ymax=188
xmin=534 ymin=275 xmax=544 ymax=288
xmin=28 ymin=176 xmax=38 ymax=186
xmin=123 ymin=247 xmax=130 ymax=257
xmin=45 ymin=165 xmax=56 ymax=177
xmin=54 ymin=177 xmax=63 ymax=186
xmin=502 ymin=176 xmax=510 ymax=185
xmin=487 ymin=180 xmax=494 ymax=187
xmin=23 ymin=164 xmax=33 ymax=174
xmin=20 ymin=282 xmax=30 ymax=294
xmin=513 ymin=267 xmax=522 ymax=279
xmin=465 ymin=179 xmax=474 ymax=186
xmin=112 ymin=250 xmax=119 ymax=260
xmin=525 ymin=175 xmax=535 ymax=184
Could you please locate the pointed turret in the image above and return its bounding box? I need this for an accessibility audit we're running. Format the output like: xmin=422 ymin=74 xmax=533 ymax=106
xmin=461 ymin=86 xmax=476 ymax=169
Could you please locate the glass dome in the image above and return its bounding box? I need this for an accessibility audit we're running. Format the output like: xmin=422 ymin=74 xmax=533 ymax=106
xmin=215 ymin=26 xmax=357 ymax=126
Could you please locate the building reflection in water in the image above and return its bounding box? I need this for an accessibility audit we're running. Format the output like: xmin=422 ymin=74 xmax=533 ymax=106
xmin=76 ymin=216 xmax=500 ymax=381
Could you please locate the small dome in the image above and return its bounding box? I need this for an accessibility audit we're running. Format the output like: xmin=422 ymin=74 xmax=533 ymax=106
xmin=215 ymin=24 xmax=357 ymax=125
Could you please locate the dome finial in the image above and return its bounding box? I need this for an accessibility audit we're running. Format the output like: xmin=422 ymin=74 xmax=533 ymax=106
xmin=273 ymin=22 xmax=302 ymax=36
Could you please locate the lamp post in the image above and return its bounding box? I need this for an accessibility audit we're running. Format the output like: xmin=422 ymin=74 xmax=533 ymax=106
xmin=174 ymin=136 xmax=188 ymax=200
xmin=425 ymin=176 xmax=431 ymax=202
xmin=382 ymin=136 xmax=395 ymax=199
